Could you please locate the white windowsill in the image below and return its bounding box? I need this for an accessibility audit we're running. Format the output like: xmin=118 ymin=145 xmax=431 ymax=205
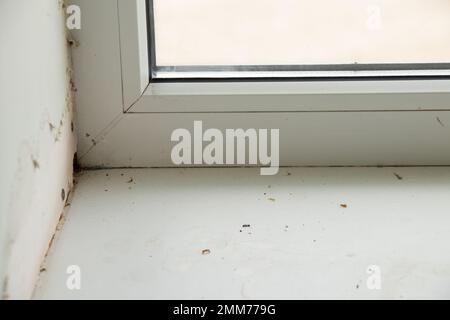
xmin=34 ymin=167 xmax=450 ymax=299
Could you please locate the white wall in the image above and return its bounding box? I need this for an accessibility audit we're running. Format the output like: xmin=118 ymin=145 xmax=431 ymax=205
xmin=0 ymin=0 xmax=75 ymax=299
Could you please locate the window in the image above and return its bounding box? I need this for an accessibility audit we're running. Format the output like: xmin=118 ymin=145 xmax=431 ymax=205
xmin=72 ymin=0 xmax=450 ymax=168
xmin=149 ymin=0 xmax=450 ymax=80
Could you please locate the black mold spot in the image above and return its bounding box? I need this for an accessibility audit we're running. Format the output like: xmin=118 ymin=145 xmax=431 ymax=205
xmin=31 ymin=157 xmax=40 ymax=170
xmin=73 ymin=152 xmax=81 ymax=173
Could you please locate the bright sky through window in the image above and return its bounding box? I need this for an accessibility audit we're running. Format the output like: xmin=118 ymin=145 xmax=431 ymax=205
xmin=152 ymin=0 xmax=450 ymax=67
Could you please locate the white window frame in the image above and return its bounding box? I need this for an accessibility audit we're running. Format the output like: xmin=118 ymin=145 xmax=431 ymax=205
xmin=71 ymin=0 xmax=450 ymax=168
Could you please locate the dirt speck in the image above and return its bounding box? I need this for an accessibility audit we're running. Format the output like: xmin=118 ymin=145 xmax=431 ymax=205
xmin=436 ymin=117 xmax=445 ymax=127
xmin=202 ymin=249 xmax=211 ymax=255
xmin=340 ymin=203 xmax=348 ymax=208
xmin=242 ymin=224 xmax=251 ymax=228
xmin=61 ymin=188 xmax=65 ymax=201
xmin=70 ymin=79 xmax=77 ymax=92
xmin=268 ymin=198 xmax=276 ymax=202
xmin=127 ymin=177 xmax=134 ymax=184
xmin=393 ymin=172 xmax=403 ymax=180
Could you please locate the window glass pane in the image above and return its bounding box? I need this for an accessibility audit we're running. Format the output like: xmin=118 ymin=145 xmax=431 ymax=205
xmin=152 ymin=0 xmax=450 ymax=67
